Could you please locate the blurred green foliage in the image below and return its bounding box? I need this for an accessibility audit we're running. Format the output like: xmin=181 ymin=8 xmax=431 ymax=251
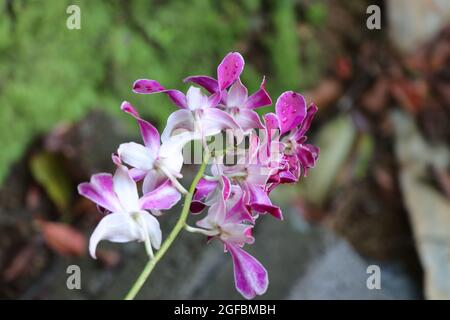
xmin=29 ymin=151 xmax=72 ymax=214
xmin=0 ymin=0 xmax=323 ymax=183
xmin=305 ymin=2 xmax=327 ymax=27
xmin=269 ymin=0 xmax=300 ymax=90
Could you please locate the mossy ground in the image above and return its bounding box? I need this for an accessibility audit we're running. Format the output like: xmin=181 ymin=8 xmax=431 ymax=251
xmin=0 ymin=0 xmax=326 ymax=183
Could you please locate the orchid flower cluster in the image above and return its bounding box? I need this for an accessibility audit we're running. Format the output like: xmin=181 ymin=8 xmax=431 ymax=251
xmin=78 ymin=52 xmax=319 ymax=299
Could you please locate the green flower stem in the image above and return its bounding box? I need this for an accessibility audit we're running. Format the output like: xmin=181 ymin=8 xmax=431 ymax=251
xmin=124 ymin=153 xmax=210 ymax=300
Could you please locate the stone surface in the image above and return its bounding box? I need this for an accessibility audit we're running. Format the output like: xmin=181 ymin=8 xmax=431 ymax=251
xmin=287 ymin=239 xmax=421 ymax=300
xmin=190 ymin=209 xmax=329 ymax=299
xmin=393 ymin=110 xmax=450 ymax=299
xmin=26 ymin=199 xmax=421 ymax=300
xmin=387 ymin=0 xmax=450 ymax=53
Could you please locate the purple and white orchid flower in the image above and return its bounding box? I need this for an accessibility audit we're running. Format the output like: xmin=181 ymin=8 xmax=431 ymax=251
xmin=185 ymin=53 xmax=271 ymax=132
xmin=78 ymin=165 xmax=180 ymax=259
xmin=116 ymin=101 xmax=190 ymax=195
xmin=191 ymin=186 xmax=268 ymax=300
xmin=221 ymin=133 xmax=283 ymax=219
xmin=77 ymin=51 xmax=319 ymax=300
xmin=184 ymin=51 xmax=245 ymax=94
xmin=159 ymin=85 xmax=239 ymax=143
xmin=220 ymin=78 xmax=272 ymax=132
xmin=274 ymin=91 xmax=320 ymax=180
xmin=132 ymin=69 xmax=240 ymax=143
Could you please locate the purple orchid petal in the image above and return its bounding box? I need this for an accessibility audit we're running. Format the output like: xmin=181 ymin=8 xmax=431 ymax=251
xmin=133 ymin=79 xmax=165 ymax=92
xmin=121 ymin=101 xmax=160 ymax=153
xmin=226 ymin=244 xmax=268 ymax=300
xmin=132 ymin=79 xmax=188 ymax=109
xmin=225 ymin=78 xmax=248 ymax=107
xmin=194 ymin=178 xmax=218 ymax=201
xmin=296 ymin=144 xmax=319 ymax=177
xmin=278 ymin=170 xmax=298 ymax=183
xmin=78 ymin=173 xmax=121 ymax=213
xmin=139 ymin=180 xmax=181 ymax=210
xmin=202 ymin=108 xmax=240 ymax=136
xmin=275 ymin=91 xmax=307 ymax=135
xmin=247 ymin=133 xmax=260 ymax=162
xmin=190 ymin=200 xmax=207 ymax=214
xmin=217 ymin=52 xmax=245 ymax=91
xmin=77 ymin=183 xmax=112 ymax=212
xmin=250 ymin=202 xmax=283 ymax=220
xmin=220 ymin=224 xmax=254 ymax=247
xmin=130 ymin=168 xmax=147 ymax=181
xmin=306 ymin=144 xmax=320 ymax=159
xmin=261 ymin=113 xmax=280 ymax=158
xmin=244 ymin=77 xmax=272 ymax=109
xmin=295 ymin=103 xmax=318 ymax=139
xmin=197 ymin=192 xmax=227 ymax=229
xmin=183 ymin=75 xmax=218 ymax=94
xmin=232 ymin=109 xmax=264 ymax=132
xmin=191 ymin=179 xmax=216 ymax=214
xmin=111 ymin=153 xmax=121 ymax=166
xmin=142 ymin=170 xmax=167 ymax=194
xmin=207 ymin=91 xmax=222 ymax=108
xmin=296 ymin=145 xmax=316 ymax=168
xmin=263 ymin=113 xmax=279 ymax=132
xmin=287 ymin=156 xmax=301 ymax=181
xmin=247 ymin=184 xmax=283 ymax=220
xmin=221 ymin=175 xmax=231 ymax=200
xmin=267 ymin=164 xmax=299 ymax=189
xmin=263 ymin=111 xmax=279 ymax=142
xmin=246 ymin=164 xmax=273 ymax=186
xmin=226 ymin=191 xmax=254 ymax=223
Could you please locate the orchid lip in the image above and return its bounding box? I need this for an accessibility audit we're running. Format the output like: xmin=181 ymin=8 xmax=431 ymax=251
xmin=132 ymin=212 xmax=154 ymax=259
xmin=185 ymin=224 xmax=220 ymax=237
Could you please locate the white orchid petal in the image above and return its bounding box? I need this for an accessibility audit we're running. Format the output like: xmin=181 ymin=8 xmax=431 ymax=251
xmin=89 ymin=212 xmax=139 ymax=259
xmin=139 ymin=180 xmax=181 ymax=211
xmin=186 ymin=86 xmax=208 ymax=110
xmin=159 ymin=131 xmax=198 ymax=173
xmin=113 ymin=165 xmax=140 ymax=212
xmin=196 ymin=192 xmax=226 ymax=230
xmin=137 ymin=211 xmax=162 ymax=250
xmin=226 ymin=78 xmax=248 ymax=107
xmin=142 ymin=170 xmax=167 ymax=194
xmin=233 ymin=109 xmax=264 ymax=132
xmin=118 ymin=142 xmax=155 ymax=171
xmin=220 ymin=223 xmax=254 ymax=246
xmin=201 ymin=108 xmax=240 ymax=137
xmin=161 ymin=109 xmax=194 ymax=143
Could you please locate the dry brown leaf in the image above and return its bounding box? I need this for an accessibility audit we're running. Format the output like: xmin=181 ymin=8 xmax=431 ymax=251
xmin=3 ymin=243 xmax=35 ymax=282
xmin=96 ymin=248 xmax=122 ymax=269
xmin=335 ymin=56 xmax=352 ymax=80
xmin=361 ymin=78 xmax=390 ymax=113
xmin=38 ymin=221 xmax=86 ymax=257
xmin=390 ymin=78 xmax=426 ymax=114
xmin=304 ymin=78 xmax=343 ymax=110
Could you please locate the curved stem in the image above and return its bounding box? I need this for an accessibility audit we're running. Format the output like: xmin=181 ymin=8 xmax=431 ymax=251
xmin=124 ymin=153 xmax=210 ymax=300
xmin=159 ymin=165 xmax=188 ymax=195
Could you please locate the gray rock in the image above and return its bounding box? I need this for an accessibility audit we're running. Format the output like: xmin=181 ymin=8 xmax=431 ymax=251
xmin=287 ymin=239 xmax=421 ymax=300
